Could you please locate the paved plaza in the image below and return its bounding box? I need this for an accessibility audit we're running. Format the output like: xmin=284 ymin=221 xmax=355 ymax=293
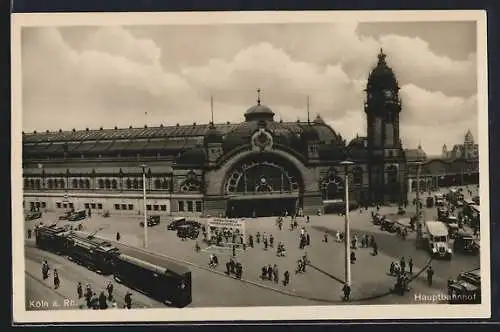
xmin=25 ymin=185 xmax=480 ymax=306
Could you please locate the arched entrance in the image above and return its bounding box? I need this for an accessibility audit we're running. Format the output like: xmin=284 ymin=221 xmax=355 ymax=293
xmin=224 ymin=153 xmax=304 ymax=217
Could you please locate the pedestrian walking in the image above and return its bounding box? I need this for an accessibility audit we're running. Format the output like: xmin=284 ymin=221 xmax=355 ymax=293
xmin=106 ymin=281 xmax=114 ymax=300
xmin=99 ymin=291 xmax=108 ymax=309
xmin=409 ymin=258 xmax=414 ymax=274
xmin=232 ymin=245 xmax=236 ymax=257
xmin=400 ymin=257 xmax=406 ymax=273
xmin=77 ymin=281 xmax=83 ymax=299
xmin=306 ymin=216 xmax=310 ymax=223
xmin=53 ymin=269 xmax=60 ymax=289
xmin=427 ymin=266 xmax=434 ymax=286
xmin=270 ymin=234 xmax=274 ymax=248
xmin=273 ymin=264 xmax=279 ymax=284
xmin=372 ymin=241 xmax=378 ymax=256
xmin=283 ymin=270 xmax=290 ymax=286
xmin=116 ymin=232 xmax=121 ymax=242
xmin=124 ymin=291 xmax=132 ymax=309
xmin=323 ymin=232 xmax=328 ymax=243
xmin=306 ymin=233 xmax=310 ymax=246
xmin=342 ymin=283 xmax=351 ymax=301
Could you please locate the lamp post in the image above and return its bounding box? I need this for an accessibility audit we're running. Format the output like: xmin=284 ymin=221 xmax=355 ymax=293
xmin=340 ymin=160 xmax=354 ymax=286
xmin=141 ymin=164 xmax=148 ymax=249
xmin=415 ymin=162 xmax=422 ymax=222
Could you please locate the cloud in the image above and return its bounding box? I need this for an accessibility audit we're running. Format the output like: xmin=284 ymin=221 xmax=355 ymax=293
xmin=21 ymin=24 xmax=479 ymax=155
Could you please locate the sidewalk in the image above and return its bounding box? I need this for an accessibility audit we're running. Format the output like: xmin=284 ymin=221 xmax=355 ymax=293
xmin=25 ymin=242 xmax=163 ymax=309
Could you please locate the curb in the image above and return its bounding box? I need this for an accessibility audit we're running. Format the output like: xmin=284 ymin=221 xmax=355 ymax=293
xmin=94 ymin=234 xmax=429 ymax=304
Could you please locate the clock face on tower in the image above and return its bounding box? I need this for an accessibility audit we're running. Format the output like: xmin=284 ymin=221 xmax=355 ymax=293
xmin=384 ymin=89 xmax=393 ymax=98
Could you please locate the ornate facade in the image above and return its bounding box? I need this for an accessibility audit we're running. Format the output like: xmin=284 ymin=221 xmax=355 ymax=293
xmin=22 ymin=50 xmax=409 ymax=217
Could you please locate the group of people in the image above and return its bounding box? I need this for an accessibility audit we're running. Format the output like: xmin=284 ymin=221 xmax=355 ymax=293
xmin=77 ymin=281 xmax=123 ymax=309
xmin=225 ymin=258 xmax=243 ymax=279
xmin=41 ymin=260 xmax=59 ymax=289
xmin=260 ymin=264 xmax=291 ymax=286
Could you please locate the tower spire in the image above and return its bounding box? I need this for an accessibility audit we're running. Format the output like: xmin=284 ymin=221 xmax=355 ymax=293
xmin=257 ymin=88 xmax=261 ymax=105
xmin=210 ymin=95 xmax=214 ymax=125
xmin=307 ymin=96 xmax=311 ymax=124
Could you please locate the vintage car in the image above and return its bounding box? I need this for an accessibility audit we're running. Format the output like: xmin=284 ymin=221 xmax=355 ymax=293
xmin=381 ymin=219 xmax=397 ymax=233
xmin=426 ymin=196 xmax=434 ymax=208
xmin=397 ymin=206 xmax=406 ymax=215
xmin=447 ymin=268 xmax=481 ymax=304
xmin=176 ymin=224 xmax=200 ymax=240
xmin=25 ymin=211 xmax=42 ymax=221
xmin=453 ymin=231 xmax=479 ymax=255
xmin=372 ymin=213 xmax=383 ymax=225
xmin=58 ymin=211 xmax=72 ymax=220
xmin=167 ymin=217 xmax=202 ymax=231
xmin=437 ymin=207 xmax=450 ymax=221
xmin=139 ymin=215 xmax=161 ymax=227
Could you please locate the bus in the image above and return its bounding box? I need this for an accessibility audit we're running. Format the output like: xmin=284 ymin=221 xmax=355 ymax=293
xmin=112 ymin=254 xmax=192 ymax=308
xmin=417 ymin=220 xmax=453 ymax=259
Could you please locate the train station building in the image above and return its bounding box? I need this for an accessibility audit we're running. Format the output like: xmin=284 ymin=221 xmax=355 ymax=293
xmin=21 ymin=50 xmax=478 ymax=218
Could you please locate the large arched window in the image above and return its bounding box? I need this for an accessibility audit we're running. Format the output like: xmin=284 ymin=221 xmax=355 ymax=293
xmin=105 ymin=179 xmax=111 ymax=189
xmin=112 ymin=179 xmax=118 ymax=189
xmin=59 ymin=179 xmax=65 ymax=189
xmin=98 ymin=179 xmax=104 ymax=189
xmin=126 ymin=179 xmax=132 ymax=189
xmin=47 ymin=179 xmax=53 ymax=189
xmin=72 ymin=179 xmax=78 ymax=189
xmin=321 ymin=173 xmax=344 ymax=201
xmin=154 ymin=179 xmax=161 ymax=190
xmin=35 ymin=179 xmax=41 ymax=189
xmin=85 ymin=179 xmax=91 ymax=189
xmin=133 ymin=178 xmax=139 ymax=189
xmin=79 ymin=179 xmax=84 ymax=189
xmin=162 ymin=179 xmax=170 ymax=190
xmin=352 ymin=166 xmax=363 ymax=185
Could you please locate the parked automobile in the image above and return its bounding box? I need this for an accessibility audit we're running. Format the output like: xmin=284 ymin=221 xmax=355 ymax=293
xmin=453 ymin=231 xmax=479 ymax=255
xmin=139 ymin=215 xmax=161 ymax=227
xmin=68 ymin=209 xmax=86 ymax=222
xmin=381 ymin=219 xmax=397 ymax=233
xmin=58 ymin=211 xmax=72 ymax=220
xmin=426 ymin=196 xmax=434 ymax=208
xmin=176 ymin=224 xmax=200 ymax=240
xmin=167 ymin=217 xmax=187 ymax=230
xmin=25 ymin=211 xmax=42 ymax=221
xmin=437 ymin=207 xmax=450 ymax=221
xmin=372 ymin=213 xmax=383 ymax=225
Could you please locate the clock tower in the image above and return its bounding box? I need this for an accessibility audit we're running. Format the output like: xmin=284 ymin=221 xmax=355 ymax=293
xmin=365 ymin=49 xmax=407 ymax=204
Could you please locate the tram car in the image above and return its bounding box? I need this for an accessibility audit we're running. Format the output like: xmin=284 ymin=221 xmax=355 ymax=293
xmin=112 ymin=254 xmax=192 ymax=308
xmin=34 ymin=225 xmax=69 ymax=253
xmin=63 ymin=233 xmax=121 ymax=275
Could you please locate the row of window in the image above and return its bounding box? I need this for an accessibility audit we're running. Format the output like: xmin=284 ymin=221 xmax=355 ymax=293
xmin=24 ymin=177 xmax=198 ymax=192
xmin=26 ymin=201 xmax=47 ymax=209
xmin=114 ymin=204 xmax=135 ymax=211
xmin=178 ymin=200 xmax=203 ymax=213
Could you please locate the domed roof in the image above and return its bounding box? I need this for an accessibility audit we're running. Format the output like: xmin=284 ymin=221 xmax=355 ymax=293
xmin=244 ymin=102 xmax=275 ymax=122
xmin=301 ymin=124 xmax=320 ymax=141
xmin=367 ymin=49 xmax=398 ymax=89
xmin=204 ymin=123 xmax=224 ymax=144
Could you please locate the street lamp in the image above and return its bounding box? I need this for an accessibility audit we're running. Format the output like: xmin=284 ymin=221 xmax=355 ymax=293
xmin=340 ymin=160 xmax=354 ymax=286
xmin=415 ymin=161 xmax=422 ymax=222
xmin=140 ymin=164 xmax=148 ymax=249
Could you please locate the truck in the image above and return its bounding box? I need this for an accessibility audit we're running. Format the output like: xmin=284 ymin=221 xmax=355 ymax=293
xmin=417 ymin=220 xmax=453 ymax=259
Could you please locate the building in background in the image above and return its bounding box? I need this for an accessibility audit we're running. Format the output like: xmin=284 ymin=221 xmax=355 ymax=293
xmin=442 ymin=129 xmax=479 ymax=160
xmin=21 ymin=50 xmax=414 ymax=217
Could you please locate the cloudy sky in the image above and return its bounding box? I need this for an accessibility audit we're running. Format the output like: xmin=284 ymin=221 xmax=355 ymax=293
xmin=21 ymin=21 xmax=478 ymax=155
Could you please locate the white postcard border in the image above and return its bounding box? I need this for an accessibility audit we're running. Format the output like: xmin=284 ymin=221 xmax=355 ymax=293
xmin=11 ymin=10 xmax=490 ymax=323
